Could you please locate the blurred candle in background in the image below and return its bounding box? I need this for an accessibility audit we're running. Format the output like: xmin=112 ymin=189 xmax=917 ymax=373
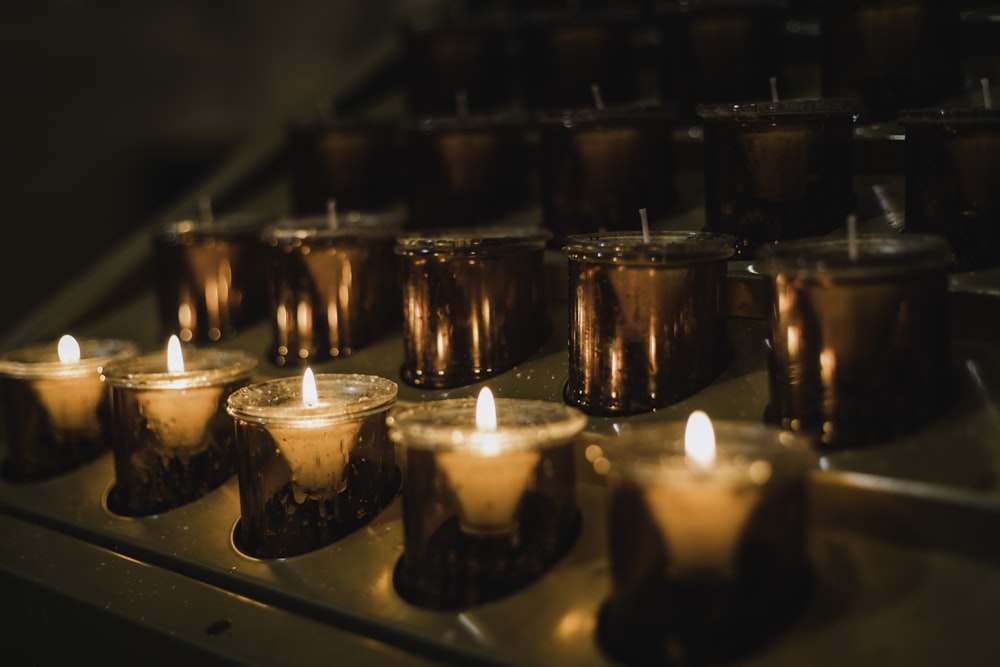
xmin=263 ymin=210 xmax=403 ymax=367
xmin=395 ymin=227 xmax=551 ymax=389
xmin=698 ymin=98 xmax=858 ymax=258
xmin=564 ymin=231 xmax=734 ymax=416
xmin=756 ymin=233 xmax=952 ymax=448
xmin=0 ymin=335 xmax=137 ymax=482
xmin=153 ymin=211 xmax=273 ymax=343
xmin=102 ymin=336 xmax=257 ymax=516
xmin=227 ymin=371 xmax=398 ymax=559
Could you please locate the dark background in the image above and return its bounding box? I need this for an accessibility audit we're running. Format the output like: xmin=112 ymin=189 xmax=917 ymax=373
xmin=0 ymin=1 xmax=416 ymax=341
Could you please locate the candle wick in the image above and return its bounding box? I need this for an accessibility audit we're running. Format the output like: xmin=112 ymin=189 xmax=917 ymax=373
xmin=198 ymin=195 xmax=214 ymax=225
xmin=769 ymin=76 xmax=779 ymax=103
xmin=327 ymin=199 xmax=338 ymax=230
xmin=639 ymin=208 xmax=650 ymax=244
xmin=982 ymin=78 xmax=993 ymax=110
xmin=590 ymin=82 xmax=605 ymax=112
xmin=455 ymin=90 xmax=469 ymax=120
xmin=847 ymin=213 xmax=858 ymax=261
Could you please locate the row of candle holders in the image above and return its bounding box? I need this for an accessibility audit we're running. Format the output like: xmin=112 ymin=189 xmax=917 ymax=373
xmin=396 ymin=0 xmax=978 ymax=124
xmin=0 ymin=224 xmax=956 ymax=663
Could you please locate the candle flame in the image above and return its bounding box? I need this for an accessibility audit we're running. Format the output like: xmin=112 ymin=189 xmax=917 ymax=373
xmin=57 ymin=334 xmax=81 ymax=363
xmin=302 ymin=367 xmax=319 ymax=407
xmin=475 ymin=386 xmax=497 ymax=431
xmin=166 ymin=335 xmax=185 ymax=373
xmin=684 ymin=410 xmax=716 ymax=469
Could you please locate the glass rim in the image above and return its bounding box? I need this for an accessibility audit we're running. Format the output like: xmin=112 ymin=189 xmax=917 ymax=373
xmin=154 ymin=212 xmax=275 ymax=240
xmin=563 ymin=230 xmax=736 ymax=264
xmin=101 ymin=348 xmax=258 ymax=389
xmin=898 ymin=106 xmax=1000 ymax=125
xmin=696 ymin=97 xmax=859 ymax=122
xmin=0 ymin=338 xmax=138 ymax=380
xmin=395 ymin=226 xmax=552 ymax=256
xmin=226 ymin=373 xmax=398 ymax=425
xmin=387 ymin=397 xmax=588 ymax=452
xmin=264 ymin=211 xmax=405 ymax=243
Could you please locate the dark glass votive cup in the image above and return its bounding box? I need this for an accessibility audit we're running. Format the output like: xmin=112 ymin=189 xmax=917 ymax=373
xmin=596 ymin=418 xmax=814 ymax=666
xmin=536 ymin=104 xmax=676 ymax=247
xmin=226 ymin=373 xmax=399 ymax=559
xmin=286 ymin=116 xmax=403 ymax=217
xmin=395 ymin=227 xmax=551 ymax=389
xmin=564 ymin=231 xmax=735 ymax=416
xmin=263 ymin=213 xmax=403 ymax=367
xmin=900 ymin=108 xmax=1000 ymax=271
xmin=153 ymin=213 xmax=273 ymax=343
xmin=756 ymin=234 xmax=953 ymax=448
xmin=0 ymin=337 xmax=137 ymax=482
xmin=404 ymin=112 xmax=533 ymax=229
xmin=697 ymin=98 xmax=858 ymax=258
xmin=102 ymin=346 xmax=258 ymax=516
xmin=387 ymin=395 xmax=587 ymax=608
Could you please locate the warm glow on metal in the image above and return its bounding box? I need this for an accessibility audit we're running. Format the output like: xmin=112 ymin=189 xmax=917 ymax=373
xmin=475 ymin=386 xmax=497 ymax=431
xmin=302 ymin=367 xmax=319 ymax=407
xmin=684 ymin=410 xmax=716 ymax=469
xmin=166 ymin=335 xmax=185 ymax=373
xmin=57 ymin=334 xmax=81 ymax=363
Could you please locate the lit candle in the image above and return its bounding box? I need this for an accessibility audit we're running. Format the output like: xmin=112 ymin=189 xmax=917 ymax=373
xmin=0 ymin=335 xmax=137 ymax=482
xmin=226 ymin=370 xmax=399 ymax=559
xmin=697 ymin=98 xmax=858 ymax=258
xmin=756 ymin=233 xmax=953 ymax=447
xmin=596 ymin=412 xmax=813 ymax=665
xmin=262 ymin=211 xmax=403 ymax=367
xmin=387 ymin=387 xmax=587 ymax=608
xmin=395 ymin=227 xmax=551 ymax=389
xmin=101 ymin=336 xmax=257 ymax=516
xmin=563 ymin=230 xmax=734 ymax=416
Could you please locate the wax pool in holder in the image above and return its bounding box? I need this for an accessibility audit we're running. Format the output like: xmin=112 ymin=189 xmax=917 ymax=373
xmin=395 ymin=226 xmax=550 ymax=389
xmin=900 ymin=106 xmax=1000 ymax=271
xmin=101 ymin=336 xmax=257 ymax=517
xmin=153 ymin=211 xmax=273 ymax=343
xmin=697 ymin=98 xmax=858 ymax=258
xmin=262 ymin=210 xmax=403 ymax=367
xmin=595 ymin=411 xmax=814 ymax=666
xmin=536 ymin=103 xmax=676 ymax=247
xmin=564 ymin=230 xmax=735 ymax=416
xmin=387 ymin=387 xmax=588 ymax=608
xmin=0 ymin=335 xmax=137 ymax=482
xmin=756 ymin=233 xmax=953 ymax=448
xmin=226 ymin=370 xmax=399 ymax=559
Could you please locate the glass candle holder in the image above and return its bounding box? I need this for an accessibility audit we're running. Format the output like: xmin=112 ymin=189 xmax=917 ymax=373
xmin=226 ymin=373 xmax=399 ymax=559
xmin=756 ymin=233 xmax=953 ymax=448
xmin=101 ymin=344 xmax=258 ymax=516
xmin=515 ymin=9 xmax=640 ymax=112
xmin=536 ymin=104 xmax=677 ymax=247
xmin=595 ymin=415 xmax=814 ymax=666
xmin=564 ymin=231 xmax=735 ymax=416
xmin=0 ymin=336 xmax=137 ymax=482
xmin=900 ymin=107 xmax=1000 ymax=272
xmin=286 ymin=116 xmax=404 ymax=217
xmin=387 ymin=391 xmax=588 ymax=608
xmin=697 ymin=98 xmax=858 ymax=258
xmin=395 ymin=227 xmax=551 ymax=389
xmin=819 ymin=0 xmax=962 ymax=123
xmin=153 ymin=212 xmax=273 ymax=343
xmin=263 ymin=212 xmax=403 ymax=367
xmin=404 ymin=112 xmax=534 ymax=229
xmin=657 ymin=0 xmax=790 ymax=123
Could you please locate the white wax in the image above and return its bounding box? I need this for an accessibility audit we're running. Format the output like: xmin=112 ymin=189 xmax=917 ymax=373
xmin=437 ymin=448 xmax=541 ymax=534
xmin=32 ymin=375 xmax=104 ymax=438
xmin=266 ymin=419 xmax=361 ymax=499
xmin=138 ymin=386 xmax=222 ymax=450
xmin=645 ymin=474 xmax=762 ymax=578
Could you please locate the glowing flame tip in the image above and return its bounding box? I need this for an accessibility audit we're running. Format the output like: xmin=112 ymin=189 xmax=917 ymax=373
xmin=684 ymin=410 xmax=716 ymax=469
xmin=302 ymin=368 xmax=319 ymax=407
xmin=57 ymin=334 xmax=81 ymax=363
xmin=475 ymin=386 xmax=497 ymax=431
xmin=166 ymin=335 xmax=185 ymax=373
